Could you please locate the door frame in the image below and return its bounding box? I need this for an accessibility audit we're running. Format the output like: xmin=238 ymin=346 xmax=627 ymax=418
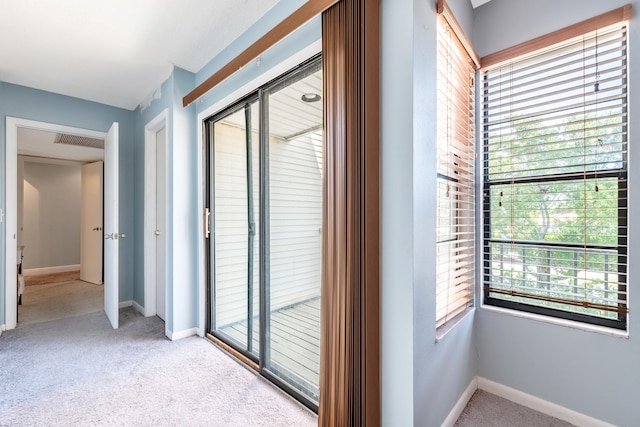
xmin=4 ymin=117 xmax=107 ymax=330
xmin=143 ymin=109 xmax=169 ymax=318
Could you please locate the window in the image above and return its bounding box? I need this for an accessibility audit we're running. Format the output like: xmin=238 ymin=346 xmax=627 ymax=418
xmin=436 ymin=7 xmax=477 ymax=329
xmin=482 ymin=18 xmax=628 ymax=329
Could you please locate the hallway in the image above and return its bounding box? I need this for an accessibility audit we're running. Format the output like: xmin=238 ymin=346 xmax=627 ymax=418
xmin=17 ymin=272 xmax=103 ymax=327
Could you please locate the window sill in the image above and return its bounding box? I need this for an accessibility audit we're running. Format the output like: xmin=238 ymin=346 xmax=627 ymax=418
xmin=480 ymin=304 xmax=629 ymax=339
xmin=436 ymin=306 xmax=475 ymax=343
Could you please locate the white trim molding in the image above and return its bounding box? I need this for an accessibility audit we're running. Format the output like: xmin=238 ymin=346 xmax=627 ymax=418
xmin=118 ymin=300 xmax=133 ymax=308
xmin=23 ymin=264 xmax=81 ymax=276
xmin=476 ymin=377 xmax=616 ymax=427
xmin=441 ymin=377 xmax=478 ymax=427
xmin=167 ymin=327 xmax=198 ymax=341
xmin=132 ymin=300 xmax=145 ymax=315
xmin=442 ymin=377 xmax=615 ymax=427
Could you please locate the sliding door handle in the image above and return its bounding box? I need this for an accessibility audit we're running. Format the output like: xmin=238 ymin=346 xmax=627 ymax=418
xmin=205 ymin=208 xmax=211 ymax=238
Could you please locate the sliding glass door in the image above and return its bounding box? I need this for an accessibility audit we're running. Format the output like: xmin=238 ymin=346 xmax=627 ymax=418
xmin=264 ymin=64 xmax=323 ymax=400
xmin=206 ymin=56 xmax=322 ymax=407
xmin=209 ymin=99 xmax=260 ymax=357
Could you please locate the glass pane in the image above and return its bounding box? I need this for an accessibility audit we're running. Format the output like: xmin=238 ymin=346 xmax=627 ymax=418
xmin=266 ymin=62 xmax=323 ymax=402
xmin=486 ymin=177 xmax=624 ymax=320
xmin=489 ymin=178 xmax=619 ymax=246
xmin=212 ymin=102 xmax=260 ymax=357
xmin=487 ymin=242 xmax=622 ymax=320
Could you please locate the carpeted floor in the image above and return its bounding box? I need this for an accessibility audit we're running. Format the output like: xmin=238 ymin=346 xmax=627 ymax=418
xmin=10 ymin=276 xmax=572 ymax=426
xmin=0 ymin=308 xmax=317 ymax=426
xmin=18 ymin=280 xmax=103 ymax=326
xmin=24 ymin=270 xmax=81 ymax=286
xmin=455 ymin=390 xmax=575 ymax=427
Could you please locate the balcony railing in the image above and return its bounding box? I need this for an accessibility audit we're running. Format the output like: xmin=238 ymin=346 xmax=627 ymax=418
xmin=484 ymin=240 xmax=626 ymax=321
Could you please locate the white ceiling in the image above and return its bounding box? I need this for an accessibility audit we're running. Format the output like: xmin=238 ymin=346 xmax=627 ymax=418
xmin=471 ymin=0 xmax=492 ymax=8
xmin=0 ymin=0 xmax=279 ymax=110
xmin=18 ymin=128 xmax=104 ymax=163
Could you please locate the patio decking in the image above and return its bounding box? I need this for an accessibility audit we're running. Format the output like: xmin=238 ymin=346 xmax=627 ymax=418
xmin=219 ymin=297 xmax=321 ymax=400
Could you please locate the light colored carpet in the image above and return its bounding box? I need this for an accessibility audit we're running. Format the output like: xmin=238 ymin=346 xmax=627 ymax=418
xmin=455 ymin=390 xmax=575 ymax=427
xmin=24 ymin=270 xmax=81 ymax=286
xmin=0 ymin=308 xmax=317 ymax=427
xmin=18 ymin=280 xmax=103 ymax=327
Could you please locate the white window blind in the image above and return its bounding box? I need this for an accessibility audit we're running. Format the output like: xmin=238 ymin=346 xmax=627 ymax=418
xmin=482 ymin=21 xmax=628 ymax=329
xmin=436 ymin=13 xmax=476 ymax=329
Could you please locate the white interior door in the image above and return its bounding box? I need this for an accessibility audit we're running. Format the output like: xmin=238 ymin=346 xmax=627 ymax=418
xmin=104 ymin=123 xmax=119 ymax=329
xmin=80 ymin=161 xmax=103 ymax=285
xmin=156 ymin=127 xmax=167 ymax=320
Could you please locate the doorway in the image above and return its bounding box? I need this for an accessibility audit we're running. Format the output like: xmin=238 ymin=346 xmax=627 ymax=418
xmin=5 ymin=118 xmax=120 ymax=330
xmin=144 ymin=110 xmax=168 ymax=321
xmin=18 ymin=154 xmax=103 ymax=326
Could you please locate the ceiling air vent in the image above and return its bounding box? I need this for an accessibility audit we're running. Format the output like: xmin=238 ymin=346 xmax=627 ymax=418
xmin=54 ymin=133 xmax=104 ymax=149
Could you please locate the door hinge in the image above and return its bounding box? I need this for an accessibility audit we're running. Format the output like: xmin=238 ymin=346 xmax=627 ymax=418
xmin=205 ymin=208 xmax=211 ymax=238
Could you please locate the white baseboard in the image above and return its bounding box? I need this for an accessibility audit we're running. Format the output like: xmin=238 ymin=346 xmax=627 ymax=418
xmin=167 ymin=327 xmax=198 ymax=341
xmin=477 ymin=377 xmax=615 ymax=427
xmin=23 ymin=264 xmax=80 ymax=276
xmin=118 ymin=300 xmax=133 ymax=308
xmin=441 ymin=377 xmax=478 ymax=427
xmin=132 ymin=300 xmax=144 ymax=314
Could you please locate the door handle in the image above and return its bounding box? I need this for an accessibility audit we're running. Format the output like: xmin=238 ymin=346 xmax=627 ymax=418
xmin=205 ymin=208 xmax=211 ymax=238
xmin=104 ymin=232 xmax=126 ymax=240
xmin=155 ymin=230 xmax=160 ymax=236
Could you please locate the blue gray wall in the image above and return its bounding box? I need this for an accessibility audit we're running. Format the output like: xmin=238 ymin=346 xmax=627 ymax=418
xmin=474 ymin=1 xmax=639 ymax=425
xmin=168 ymin=67 xmax=198 ymax=333
xmin=0 ymin=82 xmax=135 ymax=325
xmin=381 ymin=0 xmax=478 ymax=425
